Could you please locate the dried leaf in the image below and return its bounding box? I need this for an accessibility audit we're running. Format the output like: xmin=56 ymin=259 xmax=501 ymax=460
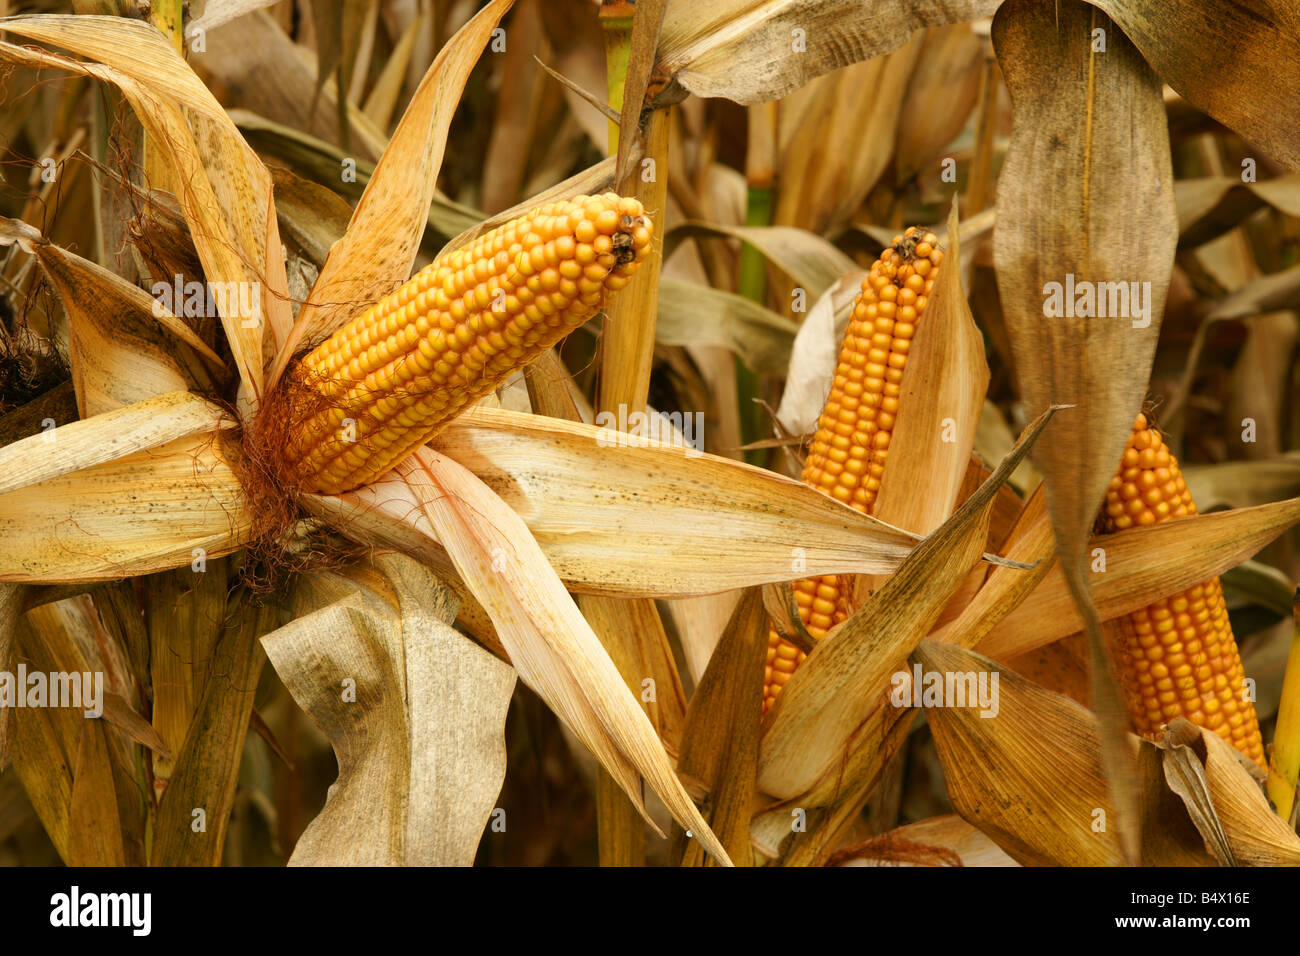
xmin=674 ymin=589 xmax=767 ymax=867
xmin=980 ymin=496 xmax=1300 ymax=659
xmin=992 ymin=0 xmax=1180 ymax=864
xmin=417 ymin=406 xmax=918 ymax=596
xmin=656 ymin=277 xmax=797 ymax=375
xmin=664 ymin=222 xmax=857 ymax=300
xmin=151 ymin=601 xmax=276 ymax=865
xmin=916 ymin=640 xmax=1125 ymax=866
xmin=873 ymin=200 xmax=989 ymax=538
xmin=654 ymin=0 xmax=1000 ymax=106
xmin=0 ymin=430 xmax=250 ymax=584
xmin=381 ymin=447 xmax=731 ymax=864
xmin=757 ymin=405 xmax=1054 ymax=799
xmin=263 ymin=553 xmax=515 ymax=865
xmin=0 ymin=16 xmax=294 ymax=408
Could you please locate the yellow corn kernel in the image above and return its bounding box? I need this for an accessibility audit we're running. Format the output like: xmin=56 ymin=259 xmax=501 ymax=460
xmin=1100 ymin=413 xmax=1265 ymax=766
xmin=285 ymin=194 xmax=652 ymax=494
xmin=764 ymin=228 xmax=941 ymax=713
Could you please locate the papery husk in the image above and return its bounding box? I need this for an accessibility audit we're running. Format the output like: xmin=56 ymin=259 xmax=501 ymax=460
xmin=426 ymin=406 xmax=919 ymax=597
xmin=980 ymin=496 xmax=1300 ymax=660
xmin=378 ymin=446 xmax=731 ymax=865
xmin=872 ymin=200 xmax=989 ymax=539
xmin=0 ymin=427 xmax=250 ymax=584
xmin=915 ymin=640 xmax=1125 ymax=866
xmin=774 ymin=273 xmax=868 ymax=439
xmin=1163 ymin=719 xmax=1300 ymax=867
xmin=261 ymin=552 xmax=515 ymax=865
xmin=0 ymin=390 xmax=228 ymax=496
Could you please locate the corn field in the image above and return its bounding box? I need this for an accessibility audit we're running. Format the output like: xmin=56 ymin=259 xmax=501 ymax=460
xmin=1 ymin=0 xmax=1299 ymax=876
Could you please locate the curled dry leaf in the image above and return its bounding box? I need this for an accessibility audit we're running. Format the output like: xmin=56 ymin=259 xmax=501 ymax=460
xmin=1163 ymin=719 xmax=1300 ymax=866
xmin=653 ymin=0 xmax=1000 ymax=106
xmin=0 ymin=16 xmax=294 ymax=407
xmin=262 ymin=552 xmax=515 ymax=865
xmin=774 ymin=272 xmax=867 ymax=437
xmin=1183 ymin=455 xmax=1300 ymax=511
xmin=663 ymin=222 xmax=857 ymax=300
xmin=1207 ymin=263 xmax=1300 ymax=321
xmin=656 ymin=278 xmax=798 ymax=376
xmin=1176 ymin=173 xmax=1300 ymax=249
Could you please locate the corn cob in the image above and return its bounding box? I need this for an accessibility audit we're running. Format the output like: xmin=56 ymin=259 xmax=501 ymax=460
xmin=1100 ymin=413 xmax=1264 ymax=766
xmin=765 ymin=228 xmax=941 ymax=712
xmin=284 ymin=193 xmax=653 ymax=495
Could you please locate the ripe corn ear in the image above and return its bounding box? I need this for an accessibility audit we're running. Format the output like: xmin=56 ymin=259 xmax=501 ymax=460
xmin=285 ymin=193 xmax=652 ymax=495
xmin=765 ymin=228 xmax=941 ymax=712
xmin=1100 ymin=413 xmax=1264 ymax=766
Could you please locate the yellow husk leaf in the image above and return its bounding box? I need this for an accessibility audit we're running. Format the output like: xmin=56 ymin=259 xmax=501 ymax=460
xmin=420 ymin=406 xmax=918 ymax=597
xmin=979 ymin=495 xmax=1300 ymax=659
xmin=379 ymin=446 xmax=732 ymax=865
xmin=915 ymin=640 xmax=1125 ymax=866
